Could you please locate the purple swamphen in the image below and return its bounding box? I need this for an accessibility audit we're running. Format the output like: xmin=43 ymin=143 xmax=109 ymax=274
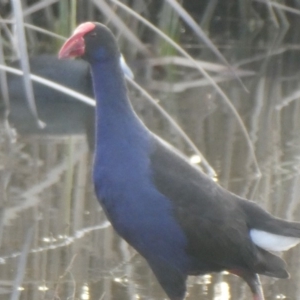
xmin=59 ymin=22 xmax=300 ymax=300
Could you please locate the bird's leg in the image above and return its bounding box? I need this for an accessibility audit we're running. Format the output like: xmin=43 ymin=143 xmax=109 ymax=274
xmin=147 ymin=260 xmax=187 ymax=300
xmin=245 ymin=274 xmax=265 ymax=300
xmin=230 ymin=270 xmax=265 ymax=300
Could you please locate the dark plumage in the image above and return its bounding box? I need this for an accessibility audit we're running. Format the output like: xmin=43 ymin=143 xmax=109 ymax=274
xmin=59 ymin=22 xmax=300 ymax=300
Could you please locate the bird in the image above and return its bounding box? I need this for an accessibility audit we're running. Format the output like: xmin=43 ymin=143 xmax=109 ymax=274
xmin=59 ymin=22 xmax=300 ymax=300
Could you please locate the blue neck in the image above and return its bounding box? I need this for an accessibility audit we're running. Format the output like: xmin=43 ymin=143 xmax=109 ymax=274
xmin=90 ymin=58 xmax=150 ymax=169
xmin=90 ymin=59 xmax=147 ymax=139
xmin=91 ymin=59 xmax=133 ymax=119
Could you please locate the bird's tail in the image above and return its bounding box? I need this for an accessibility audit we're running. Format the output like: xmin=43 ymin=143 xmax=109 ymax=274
xmin=241 ymin=200 xmax=300 ymax=252
xmin=255 ymin=248 xmax=289 ymax=278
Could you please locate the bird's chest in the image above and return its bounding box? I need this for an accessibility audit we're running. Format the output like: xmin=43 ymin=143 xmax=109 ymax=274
xmin=94 ymin=165 xmax=142 ymax=220
xmin=93 ymin=141 xmax=191 ymax=271
xmin=94 ymin=163 xmax=156 ymax=250
xmin=93 ymin=140 xmax=150 ymax=223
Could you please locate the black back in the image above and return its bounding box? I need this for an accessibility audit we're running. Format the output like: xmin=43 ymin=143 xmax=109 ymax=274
xmin=150 ymin=134 xmax=288 ymax=277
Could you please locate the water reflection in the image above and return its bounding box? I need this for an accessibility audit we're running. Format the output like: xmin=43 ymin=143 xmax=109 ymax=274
xmin=214 ymin=281 xmax=230 ymax=300
xmin=80 ymin=284 xmax=90 ymax=299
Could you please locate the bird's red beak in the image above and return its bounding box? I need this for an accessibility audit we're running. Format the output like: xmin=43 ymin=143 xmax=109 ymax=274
xmin=59 ymin=22 xmax=95 ymax=59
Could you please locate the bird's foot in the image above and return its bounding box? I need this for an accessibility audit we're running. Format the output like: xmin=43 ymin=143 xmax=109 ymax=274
xmin=230 ymin=270 xmax=265 ymax=300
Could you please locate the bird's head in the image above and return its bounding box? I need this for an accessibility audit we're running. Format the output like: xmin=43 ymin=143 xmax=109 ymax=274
xmin=59 ymin=22 xmax=120 ymax=63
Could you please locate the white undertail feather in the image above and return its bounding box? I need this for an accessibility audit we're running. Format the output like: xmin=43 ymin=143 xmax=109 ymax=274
xmin=250 ymin=229 xmax=300 ymax=251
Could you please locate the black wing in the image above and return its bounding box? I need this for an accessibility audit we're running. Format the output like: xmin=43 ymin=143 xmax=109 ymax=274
xmin=149 ymin=135 xmax=287 ymax=276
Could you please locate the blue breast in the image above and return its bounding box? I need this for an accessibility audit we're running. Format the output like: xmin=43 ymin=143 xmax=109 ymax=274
xmin=93 ymin=128 xmax=190 ymax=272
